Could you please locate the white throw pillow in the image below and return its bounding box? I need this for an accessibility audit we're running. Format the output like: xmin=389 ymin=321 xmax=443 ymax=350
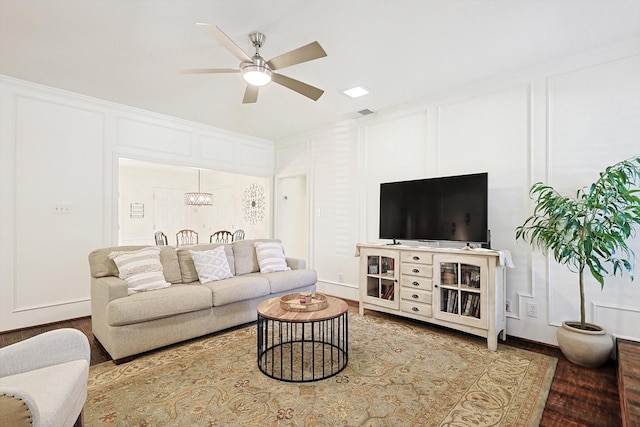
xmin=109 ymin=247 xmax=170 ymax=294
xmin=190 ymin=246 xmax=233 ymax=284
xmin=255 ymin=241 xmax=290 ymax=273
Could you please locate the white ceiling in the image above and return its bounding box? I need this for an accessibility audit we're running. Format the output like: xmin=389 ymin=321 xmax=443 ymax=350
xmin=2 ymin=0 xmax=639 ymax=141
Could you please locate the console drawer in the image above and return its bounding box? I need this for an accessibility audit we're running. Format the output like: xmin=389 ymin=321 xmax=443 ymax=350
xmin=401 ymin=263 xmax=433 ymax=278
xmin=400 ymin=276 xmax=432 ymax=291
xmin=401 ymin=251 xmax=432 ymax=265
xmin=400 ymin=300 xmax=433 ymax=319
xmin=400 ymin=288 xmax=432 ymax=304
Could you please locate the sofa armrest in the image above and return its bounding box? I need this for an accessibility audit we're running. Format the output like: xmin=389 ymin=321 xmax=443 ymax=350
xmin=0 ymin=389 xmax=38 ymax=427
xmin=286 ymin=257 xmax=306 ymax=270
xmin=0 ymin=329 xmax=89 ymax=378
xmin=91 ymin=276 xmax=129 ymax=304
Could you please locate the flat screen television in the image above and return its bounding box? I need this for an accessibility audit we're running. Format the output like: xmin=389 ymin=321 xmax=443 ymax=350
xmin=379 ymin=172 xmax=488 ymax=244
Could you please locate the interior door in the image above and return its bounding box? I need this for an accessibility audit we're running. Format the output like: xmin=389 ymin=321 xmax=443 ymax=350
xmin=153 ymin=187 xmax=185 ymax=245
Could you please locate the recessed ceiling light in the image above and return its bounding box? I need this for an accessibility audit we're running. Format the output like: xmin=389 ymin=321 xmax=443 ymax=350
xmin=343 ymin=86 xmax=370 ymax=99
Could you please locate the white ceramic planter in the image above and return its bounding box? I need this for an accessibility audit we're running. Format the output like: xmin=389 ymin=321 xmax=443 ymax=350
xmin=556 ymin=321 xmax=613 ymax=368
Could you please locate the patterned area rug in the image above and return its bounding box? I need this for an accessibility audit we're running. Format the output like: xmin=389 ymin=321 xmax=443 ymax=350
xmin=86 ymin=309 xmax=556 ymax=426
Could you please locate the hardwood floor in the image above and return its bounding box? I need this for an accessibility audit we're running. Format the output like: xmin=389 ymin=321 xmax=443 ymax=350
xmin=504 ymin=334 xmax=621 ymax=427
xmin=0 ymin=314 xmax=621 ymax=427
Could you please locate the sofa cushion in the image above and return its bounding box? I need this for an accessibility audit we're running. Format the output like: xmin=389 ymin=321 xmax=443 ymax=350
xmin=231 ymin=239 xmax=279 ymax=275
xmin=89 ymin=245 xmax=182 ymax=284
xmin=177 ymin=244 xmax=235 ymax=283
xmin=109 ymin=247 xmax=171 ymax=293
xmin=262 ymin=269 xmax=318 ymax=294
xmin=106 ymin=284 xmax=212 ymax=326
xmin=255 ymin=241 xmax=290 ymax=273
xmin=189 ymin=247 xmax=233 ymax=283
xmin=199 ymin=275 xmax=270 ymax=307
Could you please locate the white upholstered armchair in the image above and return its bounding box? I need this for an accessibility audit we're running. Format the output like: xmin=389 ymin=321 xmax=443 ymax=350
xmin=0 ymin=328 xmax=90 ymax=427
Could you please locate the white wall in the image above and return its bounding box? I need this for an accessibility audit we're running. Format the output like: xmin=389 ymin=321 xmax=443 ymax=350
xmin=0 ymin=76 xmax=273 ymax=331
xmin=275 ymin=175 xmax=308 ymax=260
xmin=274 ymin=39 xmax=640 ymax=345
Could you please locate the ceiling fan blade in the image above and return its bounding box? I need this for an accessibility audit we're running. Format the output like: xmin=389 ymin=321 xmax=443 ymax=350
xmin=181 ymin=68 xmax=239 ymax=74
xmin=271 ymin=73 xmax=324 ymax=101
xmin=243 ymin=85 xmax=259 ymax=104
xmin=267 ymin=41 xmax=327 ymax=70
xmin=196 ymin=23 xmax=252 ymax=62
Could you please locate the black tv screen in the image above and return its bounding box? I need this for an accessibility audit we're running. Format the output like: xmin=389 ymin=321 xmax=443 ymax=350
xmin=379 ymin=172 xmax=488 ymax=243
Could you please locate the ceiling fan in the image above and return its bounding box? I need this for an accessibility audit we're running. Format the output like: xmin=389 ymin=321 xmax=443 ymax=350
xmin=183 ymin=23 xmax=327 ymax=104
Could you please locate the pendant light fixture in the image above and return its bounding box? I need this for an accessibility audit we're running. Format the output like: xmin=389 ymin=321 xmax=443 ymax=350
xmin=184 ymin=169 xmax=212 ymax=206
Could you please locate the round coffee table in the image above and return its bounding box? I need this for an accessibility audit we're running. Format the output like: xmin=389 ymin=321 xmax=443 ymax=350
xmin=256 ymin=294 xmax=348 ymax=382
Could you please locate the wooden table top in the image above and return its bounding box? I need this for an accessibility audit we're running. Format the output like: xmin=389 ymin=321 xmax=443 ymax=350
xmin=257 ymin=294 xmax=348 ymax=322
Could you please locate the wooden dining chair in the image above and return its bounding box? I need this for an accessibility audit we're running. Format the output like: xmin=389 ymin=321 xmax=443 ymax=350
xmin=232 ymin=229 xmax=245 ymax=242
xmin=154 ymin=231 xmax=168 ymax=246
xmin=210 ymin=230 xmax=233 ymax=243
xmin=176 ymin=229 xmax=198 ymax=246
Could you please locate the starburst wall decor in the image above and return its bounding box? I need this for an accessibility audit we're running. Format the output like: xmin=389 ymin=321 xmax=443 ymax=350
xmin=242 ymin=183 xmax=266 ymax=224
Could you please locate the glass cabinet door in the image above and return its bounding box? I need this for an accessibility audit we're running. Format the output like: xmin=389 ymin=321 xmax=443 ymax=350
xmin=363 ymin=253 xmax=399 ymax=309
xmin=434 ymin=256 xmax=486 ymax=327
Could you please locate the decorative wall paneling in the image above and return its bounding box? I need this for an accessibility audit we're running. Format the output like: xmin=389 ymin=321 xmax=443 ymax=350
xmin=310 ymin=124 xmax=360 ymax=297
xmin=274 ymin=46 xmax=640 ymax=346
xmin=0 ymin=76 xmax=274 ymax=331
xmin=545 ymin=55 xmax=640 ymax=342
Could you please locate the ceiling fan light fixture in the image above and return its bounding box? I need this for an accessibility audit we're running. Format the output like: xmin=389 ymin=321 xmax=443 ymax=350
xmin=189 ymin=24 xmax=325 ymax=102
xmin=241 ymin=61 xmax=272 ymax=87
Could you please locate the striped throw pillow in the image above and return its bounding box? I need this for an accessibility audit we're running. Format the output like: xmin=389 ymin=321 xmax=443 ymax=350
xmin=255 ymin=241 xmax=291 ymax=273
xmin=109 ymin=247 xmax=170 ymax=293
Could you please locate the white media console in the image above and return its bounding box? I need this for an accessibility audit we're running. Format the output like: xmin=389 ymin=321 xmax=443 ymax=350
xmin=356 ymin=243 xmax=507 ymax=350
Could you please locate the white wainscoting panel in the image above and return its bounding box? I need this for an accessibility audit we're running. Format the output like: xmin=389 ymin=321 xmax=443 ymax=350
xmin=13 ymin=95 xmax=103 ymax=316
xmin=311 ymin=124 xmax=360 ymax=286
xmin=237 ymin=143 xmax=273 ymax=173
xmin=437 ymin=85 xmax=533 ymax=315
xmin=363 ymin=112 xmax=429 ymax=243
xmin=547 ymin=55 xmax=640 ymax=336
xmin=0 ymin=75 xmax=275 ymax=331
xmin=593 ymin=302 xmax=640 ymax=341
xmin=117 ymin=117 xmax=193 ymax=156
xmin=199 ymin=134 xmax=234 ymax=164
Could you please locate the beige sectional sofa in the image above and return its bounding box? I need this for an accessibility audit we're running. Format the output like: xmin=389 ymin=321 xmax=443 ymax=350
xmin=88 ymin=239 xmax=316 ymax=363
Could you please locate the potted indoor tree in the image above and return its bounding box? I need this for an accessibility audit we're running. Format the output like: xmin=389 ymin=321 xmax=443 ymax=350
xmin=515 ymin=155 xmax=640 ymax=367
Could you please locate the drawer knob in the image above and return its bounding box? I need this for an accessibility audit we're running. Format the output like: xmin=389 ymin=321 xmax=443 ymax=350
xmin=412 ymin=256 xmax=420 ymax=260
xmin=412 ymin=306 xmax=419 ymax=312
xmin=412 ymin=268 xmax=420 ymax=273
xmin=412 ymin=281 xmax=419 ymax=286
xmin=412 ymin=294 xmax=419 ymax=299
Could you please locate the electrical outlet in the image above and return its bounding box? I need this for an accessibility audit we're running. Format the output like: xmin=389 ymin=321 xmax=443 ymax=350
xmin=505 ymin=299 xmax=512 ymax=313
xmin=526 ymin=302 xmax=538 ymax=318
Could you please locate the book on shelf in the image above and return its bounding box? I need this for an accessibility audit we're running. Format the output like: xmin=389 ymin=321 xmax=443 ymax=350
xmin=463 ymin=294 xmax=473 ymax=315
xmin=472 ymin=294 xmax=480 ymax=318
xmin=382 ymin=283 xmax=395 ymax=300
xmin=452 ymin=291 xmax=459 ymax=314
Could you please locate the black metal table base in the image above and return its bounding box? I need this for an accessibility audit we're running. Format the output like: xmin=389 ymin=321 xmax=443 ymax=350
xmin=257 ymin=312 xmax=348 ymax=382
